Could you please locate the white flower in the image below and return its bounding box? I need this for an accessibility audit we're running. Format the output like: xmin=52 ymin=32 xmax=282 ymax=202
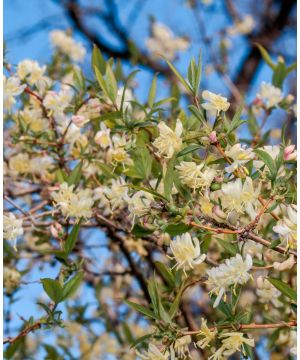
xmin=93 ymin=187 xmax=111 ymax=216
xmin=153 ymin=120 xmax=183 ymax=158
xmin=218 ymin=177 xmax=259 ymax=214
xmin=176 ymin=161 xmax=216 ymax=191
xmin=50 ymin=30 xmax=86 ymax=62
xmin=19 ymin=106 xmax=48 ymax=132
xmin=257 ymin=82 xmax=283 ymax=109
xmin=52 ymin=182 xmax=94 ymax=219
xmin=196 ymin=318 xmax=217 ymax=349
xmin=256 ymin=278 xmax=282 ymax=307
xmin=273 ymin=204 xmax=297 ymax=249
xmin=273 ymin=255 xmax=295 ymax=271
xmin=225 ymin=143 xmax=254 ymax=173
xmin=169 ymin=233 xmax=206 ymax=274
xmin=9 ymin=153 xmax=32 ymax=174
xmin=29 ymin=156 xmax=53 ymax=177
xmin=127 ymin=191 xmax=154 ymax=221
xmin=4 ymin=76 xmax=26 ymax=110
xmin=103 ymin=177 xmax=129 ymax=211
xmin=206 ymin=254 xmax=252 ymax=307
xmin=43 ymin=89 xmax=73 ymax=118
xmin=4 ymin=212 xmax=24 ymax=250
xmin=107 ymin=135 xmax=132 ymax=166
xmin=94 ymin=123 xmax=112 ymax=148
xmin=4 ymin=267 xmax=21 ymax=294
xmin=228 ymin=15 xmax=255 ymax=36
xmin=17 ymin=59 xmax=46 ymax=86
xmin=146 ymin=22 xmax=189 ymax=61
xmin=202 ymin=90 xmax=230 ymax=116
xmin=170 ymin=335 xmax=192 ymax=360
xmin=219 ymin=332 xmax=255 ymax=357
xmin=77 ymin=98 xmax=102 ymax=119
xmin=136 ymin=343 xmax=169 ymax=360
xmin=240 ymin=240 xmax=263 ymax=260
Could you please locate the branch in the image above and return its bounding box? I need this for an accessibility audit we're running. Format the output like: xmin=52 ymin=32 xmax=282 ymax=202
xmin=3 ymin=321 xmax=43 ymax=345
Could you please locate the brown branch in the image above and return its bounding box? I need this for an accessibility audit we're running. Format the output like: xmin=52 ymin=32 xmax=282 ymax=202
xmin=3 ymin=321 xmax=43 ymax=345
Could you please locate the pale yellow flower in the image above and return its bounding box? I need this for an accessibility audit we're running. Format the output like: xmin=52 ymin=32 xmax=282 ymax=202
xmin=153 ymin=119 xmax=183 ymax=158
xmin=202 ymin=90 xmax=230 ymax=116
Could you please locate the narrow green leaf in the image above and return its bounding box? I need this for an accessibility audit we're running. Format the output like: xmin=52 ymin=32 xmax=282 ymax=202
xmin=169 ymin=288 xmax=183 ymax=319
xmin=255 ymin=43 xmax=275 ymax=70
xmin=63 ymin=221 xmax=81 ymax=255
xmin=164 ymin=223 xmax=192 ymax=237
xmin=124 ymin=300 xmax=158 ymax=320
xmin=92 ymin=45 xmax=106 ymax=75
xmin=67 ymin=161 xmax=83 ymax=186
xmin=129 ymin=333 xmax=153 ymax=349
xmin=61 ymin=271 xmax=84 ymax=301
xmin=132 ymin=224 xmax=155 ymax=237
xmin=155 ymin=261 xmax=175 ymax=287
xmin=216 ymin=238 xmax=238 ymax=256
xmin=164 ymin=58 xmax=193 ymax=93
xmin=148 ymin=74 xmax=157 ymax=108
xmin=164 ymin=156 xmax=176 ymax=200
xmin=176 ymin=144 xmax=202 ymax=158
xmin=267 ymin=277 xmax=297 ymax=302
xmin=254 ymin=149 xmax=277 ymax=179
xmin=105 ymin=63 xmax=118 ymax=103
xmin=132 ymin=146 xmax=153 ymax=179
xmin=41 ymin=278 xmax=63 ymax=304
xmin=94 ymin=66 xmax=110 ymax=100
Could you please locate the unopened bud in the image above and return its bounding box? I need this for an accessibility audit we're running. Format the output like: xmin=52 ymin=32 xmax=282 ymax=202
xmin=209 ymin=131 xmax=217 ymax=143
xmin=284 ymin=144 xmax=296 ymax=161
xmin=285 ymin=94 xmax=295 ymax=104
xmin=273 ymin=255 xmax=295 ymax=271
xmin=72 ymin=115 xmax=89 ymax=128
xmin=213 ymin=205 xmax=227 ymax=220
xmin=50 ymin=222 xmax=63 ymax=238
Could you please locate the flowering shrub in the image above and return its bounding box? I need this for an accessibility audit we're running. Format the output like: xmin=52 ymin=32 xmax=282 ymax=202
xmin=3 ymin=29 xmax=297 ymax=359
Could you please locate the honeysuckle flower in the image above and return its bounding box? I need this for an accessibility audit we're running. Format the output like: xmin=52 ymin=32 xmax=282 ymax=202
xmin=52 ymin=182 xmax=94 ymax=219
xmin=107 ymin=135 xmax=132 ymax=166
xmin=9 ymin=153 xmax=31 ymax=174
xmin=196 ymin=318 xmax=217 ymax=349
xmin=240 ymin=240 xmax=263 ymax=260
xmin=4 ymin=75 xmax=26 ymax=110
xmin=202 ymin=90 xmax=230 ymax=116
xmin=94 ymin=123 xmax=112 ymax=148
xmin=4 ymin=212 xmax=24 ymax=250
xmin=71 ymin=114 xmax=89 ymax=128
xmin=17 ymin=59 xmax=46 ymax=86
xmin=136 ymin=343 xmax=169 ymax=360
xmin=77 ymin=98 xmax=102 ymax=119
xmin=256 ymin=278 xmax=282 ymax=307
xmin=50 ymin=30 xmax=86 ymax=62
xmin=208 ymin=346 xmax=225 ymax=360
xmin=127 ymin=190 xmax=154 ymax=221
xmin=43 ymin=89 xmax=73 ymax=118
xmin=169 ymin=233 xmax=206 ymax=274
xmin=217 ymin=177 xmax=259 ymax=214
xmin=4 ymin=267 xmax=21 ymax=294
xmin=273 ymin=204 xmax=297 ymax=249
xmin=176 ymin=161 xmax=216 ymax=191
xmin=225 ymin=143 xmax=254 ymax=173
xmin=170 ymin=335 xmax=192 ymax=360
xmin=146 ymin=22 xmax=189 ymax=61
xmin=19 ymin=106 xmax=48 ymax=132
xmin=273 ymin=255 xmax=295 ymax=271
xmin=206 ymin=254 xmax=252 ymax=307
xmin=103 ymin=177 xmax=129 ymax=211
xmin=219 ymin=332 xmax=255 ymax=357
xmin=153 ymin=119 xmax=183 ymax=158
xmin=228 ymin=15 xmax=255 ymax=36
xmin=257 ymin=82 xmax=283 ymax=109
xmin=93 ymin=187 xmax=111 ymax=216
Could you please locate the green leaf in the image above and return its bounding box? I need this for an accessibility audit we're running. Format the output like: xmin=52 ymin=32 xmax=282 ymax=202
xmin=255 ymin=43 xmax=275 ymax=70
xmin=105 ymin=63 xmax=118 ymax=103
xmin=92 ymin=45 xmax=106 ymax=75
xmin=164 ymin=156 xmax=176 ymax=200
xmin=164 ymin=58 xmax=193 ymax=94
xmin=169 ymin=287 xmax=184 ymax=319
xmin=67 ymin=161 xmax=83 ymax=186
xmin=254 ymin=149 xmax=277 ymax=179
xmin=269 ymin=238 xmax=281 ymax=249
xmin=147 ymin=279 xmax=159 ymax=316
xmin=61 ymin=272 xmax=84 ymax=301
xmin=132 ymin=146 xmax=153 ymax=179
xmin=124 ymin=300 xmax=158 ymax=320
xmin=41 ymin=278 xmax=63 ymax=304
xmin=129 ymin=333 xmax=154 ymax=349
xmin=55 ymin=169 xmax=68 ymax=184
xmin=164 ymin=223 xmax=192 ymax=237
xmin=216 ymin=238 xmax=238 ymax=256
xmin=188 ymin=104 xmax=205 ymax=123
xmin=267 ymin=277 xmax=297 ymax=302
xmin=148 ymin=74 xmax=157 ymax=108
xmin=226 ymin=104 xmax=243 ymax=134
xmin=194 ymin=51 xmax=202 ymax=97
xmin=94 ymin=66 xmax=110 ymax=100
xmin=176 ymin=144 xmax=202 ymax=158
xmin=155 ymin=261 xmax=175 ymax=287
xmin=63 ymin=221 xmax=81 ymax=255
xmin=132 ymin=224 xmax=155 ymax=237
xmin=272 ymin=62 xmax=287 ymax=89
xmin=242 ymin=343 xmax=254 ymax=360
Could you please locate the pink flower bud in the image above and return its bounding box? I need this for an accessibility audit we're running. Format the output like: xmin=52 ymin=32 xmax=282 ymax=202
xmin=284 ymin=145 xmax=296 ymax=161
xmin=213 ymin=205 xmax=227 ymax=220
xmin=72 ymin=115 xmax=88 ymax=128
xmin=50 ymin=222 xmax=63 ymax=238
xmin=253 ymin=98 xmax=264 ymax=107
xmin=209 ymin=131 xmax=217 ymax=143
